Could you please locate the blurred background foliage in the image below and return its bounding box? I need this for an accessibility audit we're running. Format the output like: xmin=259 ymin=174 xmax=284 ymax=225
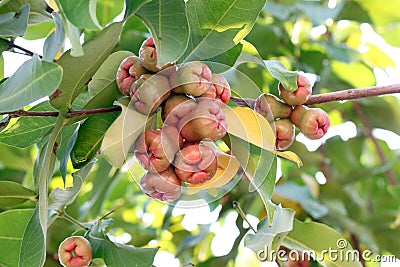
xmin=0 ymin=0 xmax=400 ymax=266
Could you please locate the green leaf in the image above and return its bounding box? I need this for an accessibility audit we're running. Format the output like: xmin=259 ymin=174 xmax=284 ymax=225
xmin=0 ymin=181 xmax=36 ymax=208
xmin=23 ymin=21 xmax=54 ymax=40
xmin=0 ymin=0 xmax=52 ymax=24
xmin=181 ymin=0 xmax=265 ymax=62
xmin=275 ymin=182 xmax=328 ymax=219
xmin=43 ymin=12 xmax=65 ymax=61
xmin=358 ymin=0 xmax=400 ymax=27
xmin=296 ymin=1 xmax=344 ymax=25
xmin=56 ymin=123 xmax=79 ymax=181
xmin=56 ymin=0 xmax=101 ymax=30
xmin=0 ymin=209 xmax=33 ymax=267
xmin=88 ymin=50 xmax=134 ymax=96
xmin=229 ymin=135 xmax=276 ymax=225
xmin=96 ymin=0 xmax=124 ymax=26
xmin=79 ymin=157 xmax=113 ymax=218
xmin=0 ymin=54 xmax=63 ymax=112
xmin=124 ymin=0 xmax=151 ymax=19
xmin=36 ymin=117 xmax=64 ymax=256
xmin=234 ymin=40 xmax=265 ymax=68
xmin=48 ymin=161 xmax=95 ymax=212
xmin=87 ymin=221 xmax=158 ymax=267
xmin=136 ymin=0 xmax=189 ymax=66
xmin=331 ymin=61 xmax=375 ymax=88
xmin=245 ymin=205 xmax=295 ymax=257
xmin=0 ymin=101 xmax=57 ymax=148
xmin=64 ymin=16 xmax=84 ymax=57
xmin=358 ymin=96 xmax=400 ymax=136
xmin=18 ymin=205 xmax=46 ymax=267
xmin=50 ymin=22 xmax=123 ymax=111
xmin=0 ymin=4 xmax=29 ymax=37
xmin=264 ymin=60 xmax=297 ymax=91
xmin=100 ymin=98 xmax=150 ymax=167
xmin=283 ymin=219 xmax=363 ymax=267
xmin=71 ymin=112 xmax=119 ymax=169
xmin=206 ymin=43 xmax=243 ymax=73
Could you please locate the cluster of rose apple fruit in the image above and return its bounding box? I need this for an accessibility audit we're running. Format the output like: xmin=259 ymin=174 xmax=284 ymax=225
xmin=56 ymin=37 xmax=330 ymax=267
xmin=116 ymin=36 xmax=330 ymax=204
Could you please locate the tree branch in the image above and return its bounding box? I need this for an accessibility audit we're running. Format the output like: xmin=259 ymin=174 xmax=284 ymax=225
xmin=305 ymin=84 xmax=400 ymax=105
xmin=230 ymin=84 xmax=400 ymax=108
xmin=353 ymin=102 xmax=398 ymax=186
xmin=0 ymin=107 xmax=122 ymax=118
xmin=1 ymin=38 xmax=42 ymax=58
xmin=1 ymin=84 xmax=400 ymax=119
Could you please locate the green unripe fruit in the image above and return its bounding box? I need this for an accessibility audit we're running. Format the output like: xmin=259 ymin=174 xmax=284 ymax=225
xmin=161 ymin=94 xmax=197 ymax=127
xmin=130 ymin=74 xmax=171 ymax=114
xmin=116 ymin=56 xmax=148 ymax=95
xmin=290 ymin=105 xmax=330 ymax=140
xmin=134 ymin=126 xmax=183 ymax=173
xmin=174 ymin=143 xmax=217 ymax=184
xmin=140 ymin=167 xmax=182 ymax=202
xmin=279 ymin=74 xmax=312 ymax=106
xmin=178 ymin=99 xmax=227 ymax=142
xmin=254 ymin=93 xmax=292 ymax=122
xmin=273 ymin=119 xmax=295 ymax=150
xmin=170 ymin=61 xmax=212 ymax=96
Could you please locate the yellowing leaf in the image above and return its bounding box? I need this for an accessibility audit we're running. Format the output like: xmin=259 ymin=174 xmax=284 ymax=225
xmin=100 ymin=98 xmax=150 ymax=167
xmin=275 ymin=151 xmax=303 ymax=168
xmin=186 ymin=142 xmax=240 ymax=195
xmin=223 ymin=106 xmax=275 ymax=151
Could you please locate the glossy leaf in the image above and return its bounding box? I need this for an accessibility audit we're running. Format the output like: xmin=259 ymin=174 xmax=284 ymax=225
xmin=0 ymin=181 xmax=36 ymax=208
xmin=0 ymin=0 xmax=52 ymax=24
xmin=264 ymin=60 xmax=298 ymax=91
xmin=56 ymin=0 xmax=101 ymax=30
xmin=136 ymin=0 xmax=189 ymax=66
xmin=275 ymin=182 xmax=328 ymax=219
xmin=43 ymin=12 xmax=65 ymax=61
xmin=96 ymin=0 xmax=124 ymax=26
xmin=87 ymin=221 xmax=158 ymax=267
xmin=0 ymin=209 xmax=33 ymax=267
xmin=124 ymin=0 xmax=151 ymax=19
xmin=0 ymin=101 xmax=57 ymax=148
xmin=245 ymin=205 xmax=295 ymax=256
xmin=358 ymin=96 xmax=400 ymax=136
xmin=223 ymin=106 xmax=275 ymax=152
xmin=48 ymin=161 xmax=95 ymax=212
xmin=205 ymin=43 xmax=243 ymax=73
xmin=56 ymin=123 xmax=79 ymax=181
xmin=0 ymin=56 xmax=62 ymax=112
xmin=64 ymin=16 xmax=84 ymax=57
xmin=88 ymin=50 xmax=134 ymax=96
xmin=0 ymin=4 xmax=29 ymax=37
xmin=100 ymin=98 xmax=149 ymax=167
xmin=181 ymin=0 xmax=265 ymax=62
xmin=71 ymin=112 xmax=119 ymax=169
xmin=229 ymin=135 xmax=276 ymax=224
xmin=234 ymin=40 xmax=265 ymax=68
xmin=331 ymin=61 xmax=375 ymax=88
xmin=0 ymin=54 xmax=62 ymax=112
xmin=283 ymin=219 xmax=363 ymax=267
xmin=19 ymin=205 xmax=46 ymax=267
xmin=50 ymin=22 xmax=123 ymax=111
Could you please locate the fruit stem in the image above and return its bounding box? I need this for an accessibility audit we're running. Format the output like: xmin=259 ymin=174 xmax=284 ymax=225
xmin=232 ymin=201 xmax=257 ymax=233
xmin=58 ymin=210 xmax=90 ymax=230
